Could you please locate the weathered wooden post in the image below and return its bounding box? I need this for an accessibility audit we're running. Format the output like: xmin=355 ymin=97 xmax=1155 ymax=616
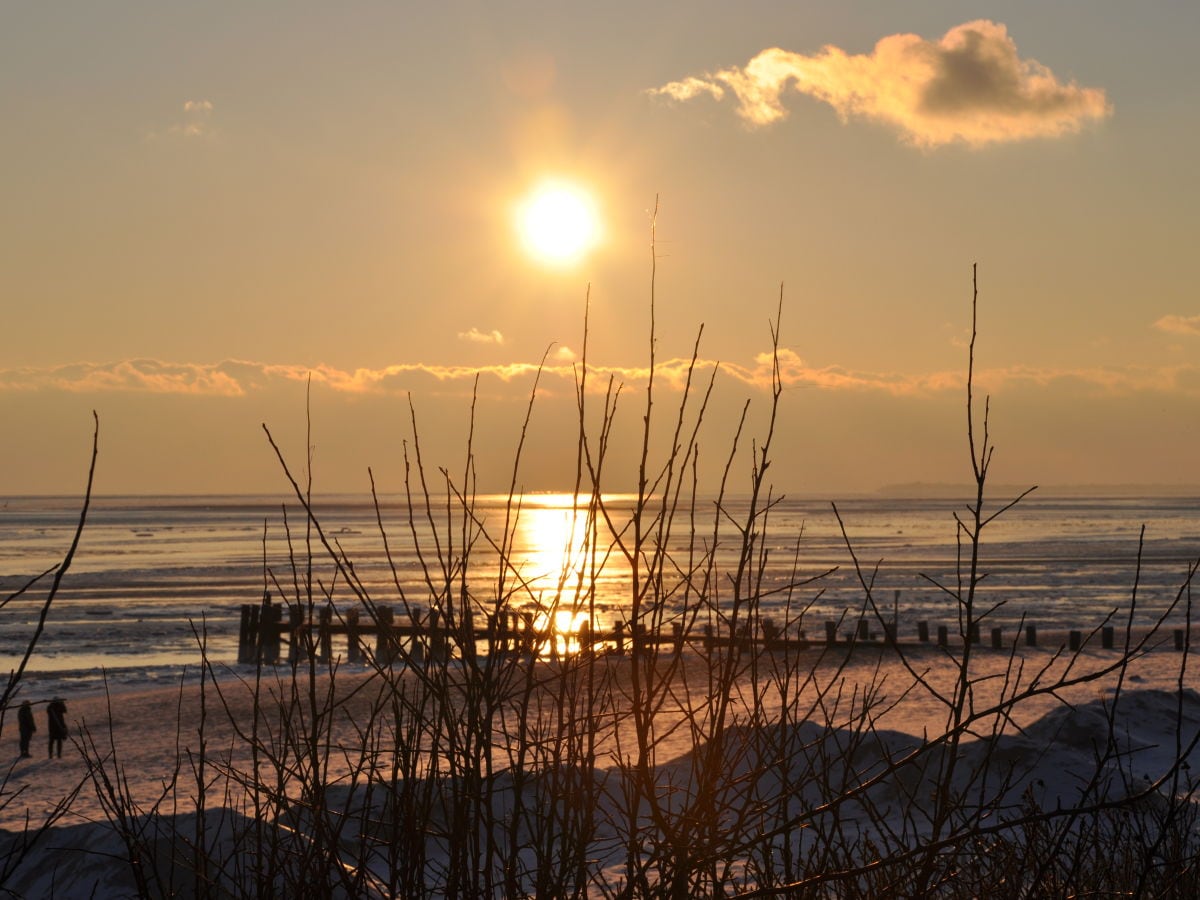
xmin=857 ymin=619 xmax=870 ymax=642
xmin=502 ymin=610 xmax=515 ymax=656
xmin=547 ymin=613 xmax=560 ymax=661
xmin=762 ymin=618 xmax=780 ymax=651
xmin=238 ymin=604 xmax=256 ymax=664
xmin=1102 ymin=626 xmax=1114 ymax=650
xmin=632 ymin=621 xmax=646 ymax=657
xmin=1069 ymin=630 xmax=1082 ymax=651
xmin=318 ymin=606 xmax=333 ymax=662
xmin=917 ymin=620 xmax=930 ymax=643
xmin=1176 ymin=629 xmax=1186 ymax=651
xmin=672 ymin=622 xmax=683 ymax=656
xmin=375 ymin=606 xmax=395 ymax=664
xmin=937 ymin=625 xmax=948 ymax=647
xmin=346 ymin=608 xmax=362 ymax=663
xmin=285 ymin=604 xmax=302 ymax=664
xmin=883 ymin=623 xmax=897 ymax=645
xmin=429 ymin=610 xmax=447 ymax=664
xmin=991 ymin=627 xmax=1002 ymax=650
xmin=258 ymin=600 xmax=282 ymax=664
xmin=614 ymin=621 xmax=626 ymax=655
xmin=578 ymin=618 xmax=592 ymax=655
xmin=968 ymin=623 xmax=981 ymax=645
xmin=521 ymin=610 xmax=536 ymax=658
xmin=703 ymin=624 xmax=713 ymax=652
xmin=1025 ymin=625 xmax=1038 ymax=647
xmin=485 ymin=612 xmax=498 ymax=658
xmin=825 ymin=621 xmax=838 ymax=645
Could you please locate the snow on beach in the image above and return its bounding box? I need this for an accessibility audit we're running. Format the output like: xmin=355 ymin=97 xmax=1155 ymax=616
xmin=1 ymin=639 xmax=1197 ymax=896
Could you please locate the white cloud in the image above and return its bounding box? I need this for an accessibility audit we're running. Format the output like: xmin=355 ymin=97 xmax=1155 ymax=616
xmin=649 ymin=20 xmax=1111 ymax=148
xmin=458 ymin=327 xmax=505 ymax=345
xmin=1153 ymin=314 xmax=1200 ymax=337
xmin=164 ymin=99 xmax=215 ymax=138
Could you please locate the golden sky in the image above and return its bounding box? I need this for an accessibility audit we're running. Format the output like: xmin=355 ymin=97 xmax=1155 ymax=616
xmin=1 ymin=3 xmax=1197 ymax=496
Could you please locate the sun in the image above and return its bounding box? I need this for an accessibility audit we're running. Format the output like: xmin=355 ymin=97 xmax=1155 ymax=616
xmin=516 ymin=180 xmax=600 ymax=266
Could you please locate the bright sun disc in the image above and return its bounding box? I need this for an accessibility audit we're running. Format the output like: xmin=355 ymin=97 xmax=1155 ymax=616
xmin=517 ymin=182 xmax=599 ymax=266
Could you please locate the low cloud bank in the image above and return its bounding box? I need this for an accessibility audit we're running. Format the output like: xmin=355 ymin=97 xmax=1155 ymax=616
xmin=2 ymin=353 xmax=1197 ymax=400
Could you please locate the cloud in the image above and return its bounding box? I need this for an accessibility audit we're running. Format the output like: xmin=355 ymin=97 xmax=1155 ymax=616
xmin=0 ymin=360 xmax=247 ymax=396
xmin=1153 ymin=314 xmax=1200 ymax=337
xmin=458 ymin=327 xmax=505 ymax=345
xmin=161 ymin=99 xmax=215 ymax=139
xmin=649 ymin=20 xmax=1111 ymax=147
xmin=3 ymin=355 xmax=1198 ymax=401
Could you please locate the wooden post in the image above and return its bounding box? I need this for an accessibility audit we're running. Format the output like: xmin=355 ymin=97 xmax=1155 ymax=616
xmin=285 ymin=605 xmax=302 ymax=664
xmin=375 ymin=606 xmax=395 ymax=664
xmin=1102 ymin=626 xmax=1114 ymax=650
xmin=991 ymin=627 xmax=1002 ymax=650
xmin=521 ymin=611 xmax=536 ymax=658
xmin=672 ymin=622 xmax=683 ymax=656
xmin=614 ymin=621 xmax=626 ymax=656
xmin=260 ymin=601 xmax=283 ymax=664
xmin=430 ymin=610 xmax=446 ymax=664
xmin=857 ymin=619 xmax=870 ymax=642
xmin=762 ymin=618 xmax=780 ymax=651
xmin=883 ymin=623 xmax=897 ymax=645
xmin=346 ymin=608 xmax=362 ymax=663
xmin=703 ymin=624 xmax=713 ymax=652
xmin=1175 ymin=629 xmax=1186 ymax=651
xmin=825 ymin=621 xmax=838 ymax=645
xmin=249 ymin=604 xmax=263 ymax=663
xmin=318 ymin=606 xmax=333 ymax=662
xmin=579 ymin=618 xmax=592 ymax=655
xmin=412 ymin=608 xmax=429 ymax=664
xmin=548 ymin=613 xmax=559 ymax=661
xmin=937 ymin=625 xmax=948 ymax=647
xmin=1025 ymin=625 xmax=1038 ymax=648
xmin=1069 ymin=630 xmax=1082 ymax=651
xmin=969 ymin=623 xmax=981 ymax=645
xmin=504 ymin=611 xmax=516 ymax=655
xmin=634 ymin=622 xmax=647 ymax=655
xmin=917 ymin=620 xmax=929 ymax=643
xmin=238 ymin=604 xmax=255 ymax=664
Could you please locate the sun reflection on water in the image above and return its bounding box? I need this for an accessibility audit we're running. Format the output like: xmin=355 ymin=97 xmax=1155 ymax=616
xmin=507 ymin=493 xmax=624 ymax=656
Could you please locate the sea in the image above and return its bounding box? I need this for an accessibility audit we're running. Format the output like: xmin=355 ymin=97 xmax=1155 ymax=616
xmin=2 ymin=491 xmax=1198 ymax=699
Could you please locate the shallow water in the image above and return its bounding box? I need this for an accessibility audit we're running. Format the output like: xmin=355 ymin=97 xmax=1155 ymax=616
xmin=2 ymin=491 xmax=1198 ymax=697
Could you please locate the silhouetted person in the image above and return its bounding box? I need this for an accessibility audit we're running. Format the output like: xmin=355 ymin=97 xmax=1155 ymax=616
xmin=17 ymin=700 xmax=36 ymax=758
xmin=46 ymin=697 xmax=67 ymax=759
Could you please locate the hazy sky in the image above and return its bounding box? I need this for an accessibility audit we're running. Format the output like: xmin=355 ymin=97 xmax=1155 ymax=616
xmin=2 ymin=2 xmax=1197 ymax=497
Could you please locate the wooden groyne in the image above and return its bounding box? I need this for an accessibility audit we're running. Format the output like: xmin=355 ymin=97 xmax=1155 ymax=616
xmin=237 ymin=599 xmax=1191 ymax=666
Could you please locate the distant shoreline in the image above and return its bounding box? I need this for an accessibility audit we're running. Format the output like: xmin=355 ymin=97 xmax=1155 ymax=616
xmin=3 ymin=484 xmax=1200 ymax=503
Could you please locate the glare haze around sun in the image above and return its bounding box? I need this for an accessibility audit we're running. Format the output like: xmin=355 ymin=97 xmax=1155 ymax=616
xmin=516 ymin=181 xmax=600 ymax=267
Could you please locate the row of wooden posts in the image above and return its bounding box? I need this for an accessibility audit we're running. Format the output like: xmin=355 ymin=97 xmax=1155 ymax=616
xmin=236 ymin=599 xmax=1190 ymax=666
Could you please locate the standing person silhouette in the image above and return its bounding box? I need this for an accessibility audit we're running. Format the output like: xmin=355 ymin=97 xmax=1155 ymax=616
xmin=46 ymin=697 xmax=68 ymax=759
xmin=17 ymin=700 xmax=36 ymax=758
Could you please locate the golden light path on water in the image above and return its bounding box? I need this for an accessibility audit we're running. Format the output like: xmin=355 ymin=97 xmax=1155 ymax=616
xmin=506 ymin=493 xmax=630 ymax=657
